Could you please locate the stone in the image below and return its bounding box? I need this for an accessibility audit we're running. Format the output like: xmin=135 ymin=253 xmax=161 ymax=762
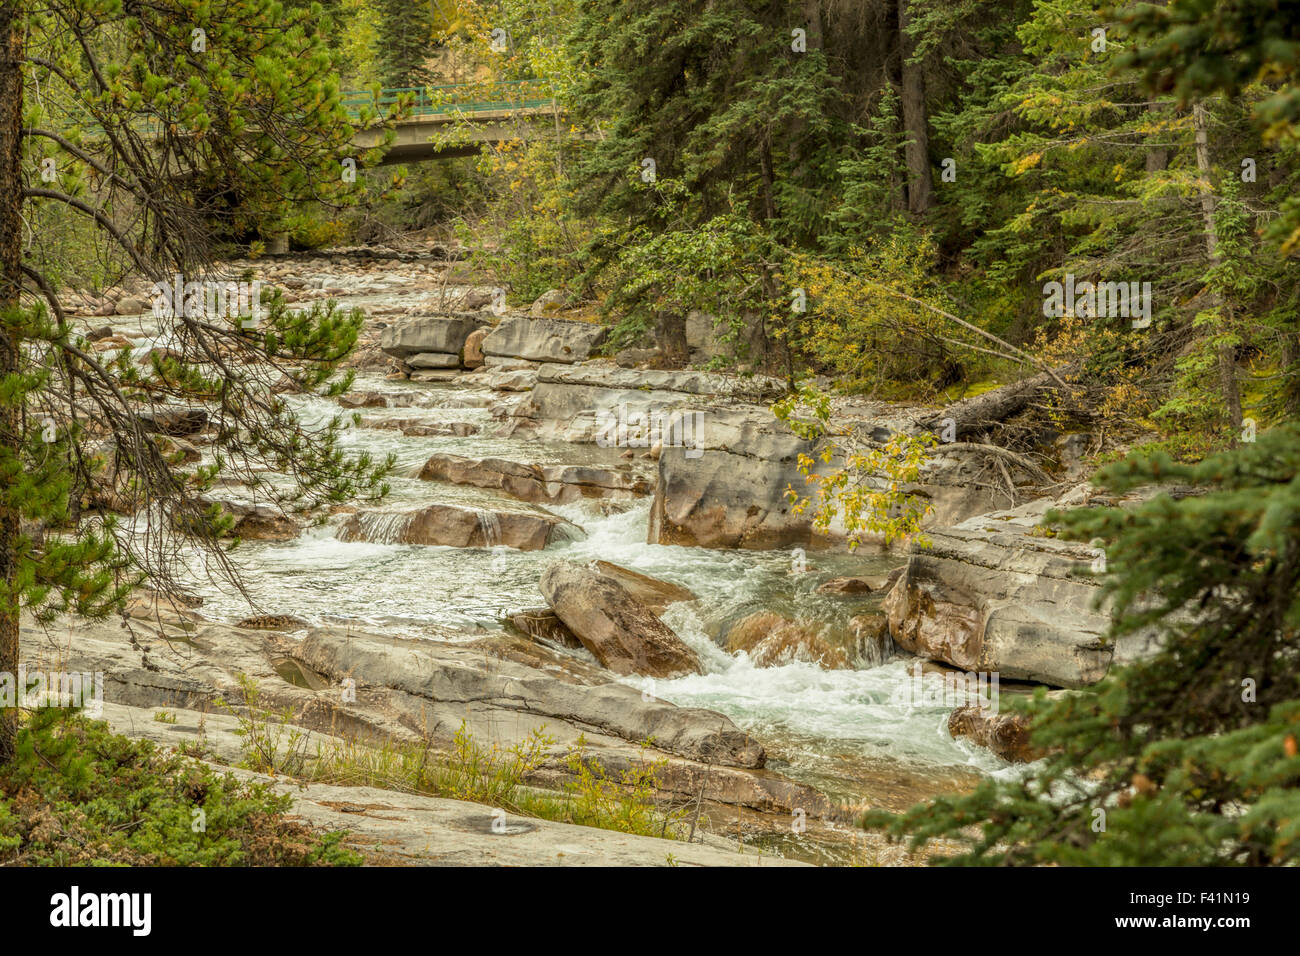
xmin=407 ymin=352 xmax=461 ymax=369
xmin=339 ymin=391 xmax=390 ymax=408
xmin=114 ymin=296 xmax=151 ymax=315
xmin=379 ymin=313 xmax=485 ymax=359
xmin=529 ymin=288 xmax=568 ymax=317
xmin=948 ymin=706 xmax=1042 ymax=763
xmin=463 ymin=327 xmax=489 ymax=369
xmin=881 ymin=497 xmax=1160 ymax=687
xmin=590 ymin=561 xmax=694 ymax=614
xmin=136 ymin=406 xmax=208 ymax=436
xmin=507 ymin=607 xmax=584 ymax=649
xmin=418 ymin=453 xmax=652 ymax=505
xmin=817 ymin=576 xmax=882 ymax=596
xmin=481 ymin=317 xmax=607 ymax=364
xmin=724 ymin=612 xmax=851 ymax=670
xmin=409 ymin=370 xmax=460 ymax=383
xmin=539 ymin=561 xmax=703 ymax=678
xmin=339 ymin=503 xmax=581 ymax=551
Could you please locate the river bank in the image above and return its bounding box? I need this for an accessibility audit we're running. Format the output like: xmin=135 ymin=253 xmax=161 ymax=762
xmin=44 ymin=241 xmax=1129 ymax=864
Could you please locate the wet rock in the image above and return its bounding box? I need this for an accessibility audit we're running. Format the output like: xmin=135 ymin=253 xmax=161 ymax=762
xmin=93 ymin=335 xmax=131 ymax=351
xmin=339 ymin=391 xmax=390 ymax=409
xmin=407 ymin=352 xmax=461 ymax=369
xmin=881 ymin=498 xmax=1158 ymax=687
xmin=236 ymin=614 xmax=310 ymax=631
xmin=847 ymin=612 xmax=893 ymax=666
xmin=418 ymin=453 xmax=652 ymax=504
xmin=590 ymin=561 xmax=694 ymax=614
xmin=725 ymin=612 xmax=851 ymax=670
xmin=361 ymin=417 xmax=479 ymax=437
xmin=481 ymin=317 xmax=606 ymax=365
xmin=410 ymin=370 xmax=459 ymax=383
xmin=223 ymin=501 xmax=300 ymax=541
xmin=156 ymin=435 xmax=202 ymax=465
xmin=114 ymin=296 xmax=151 ymax=315
xmin=539 ymin=561 xmax=703 ymax=678
xmin=948 ymin=706 xmax=1042 ymax=763
xmin=339 ymin=503 xmax=580 ymax=551
xmin=86 ymin=325 xmax=115 ymax=341
xmin=817 ymin=575 xmax=885 ymax=596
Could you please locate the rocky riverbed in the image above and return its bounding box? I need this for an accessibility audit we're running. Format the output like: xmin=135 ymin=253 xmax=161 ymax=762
xmin=44 ymin=244 xmax=1142 ymax=864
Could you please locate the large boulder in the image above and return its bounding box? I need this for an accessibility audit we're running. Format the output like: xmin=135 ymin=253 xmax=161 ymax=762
xmin=379 ymin=313 xmax=486 ymax=360
xmin=590 ymin=561 xmax=694 ymax=614
xmin=499 ymin=364 xmax=786 ymax=444
xmin=418 ymin=453 xmax=652 ymax=504
xmin=881 ymin=498 xmax=1159 ymax=687
xmin=539 ymin=561 xmax=703 ymax=678
xmin=339 ymin=503 xmax=581 ymax=551
xmin=481 ymin=317 xmax=607 ymax=365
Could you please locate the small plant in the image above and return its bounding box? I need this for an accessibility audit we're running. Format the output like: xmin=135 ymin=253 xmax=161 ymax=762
xmin=537 ymin=736 xmax=687 ymax=839
xmin=220 ymin=675 xmax=314 ymax=777
xmin=0 ymin=709 xmax=359 ymax=866
xmin=153 ymin=711 xmax=177 ymax=724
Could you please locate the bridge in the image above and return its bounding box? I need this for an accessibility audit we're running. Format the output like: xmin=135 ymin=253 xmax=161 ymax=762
xmin=342 ymin=80 xmax=556 ymax=164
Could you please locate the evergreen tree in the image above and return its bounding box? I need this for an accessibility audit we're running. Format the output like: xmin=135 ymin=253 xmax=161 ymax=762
xmin=0 ymin=0 xmax=395 ymax=762
xmin=374 ymin=0 xmax=441 ymax=88
xmin=865 ymin=425 xmax=1300 ymax=865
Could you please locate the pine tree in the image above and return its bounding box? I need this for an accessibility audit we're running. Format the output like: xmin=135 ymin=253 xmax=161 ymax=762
xmin=864 ymin=425 xmax=1300 ymax=865
xmin=0 ymin=0 xmax=396 ymax=762
xmin=374 ymin=0 xmax=440 ymax=88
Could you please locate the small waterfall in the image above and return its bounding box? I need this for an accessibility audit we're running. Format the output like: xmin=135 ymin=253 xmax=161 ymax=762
xmin=349 ymin=510 xmax=415 ymax=545
xmin=474 ymin=509 xmax=502 ymax=548
xmin=855 ymin=625 xmax=895 ymax=669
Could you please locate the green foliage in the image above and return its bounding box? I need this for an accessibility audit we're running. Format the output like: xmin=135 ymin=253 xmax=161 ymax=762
xmin=865 ymin=426 xmax=1300 ymax=865
xmin=0 ymin=709 xmax=360 ymax=866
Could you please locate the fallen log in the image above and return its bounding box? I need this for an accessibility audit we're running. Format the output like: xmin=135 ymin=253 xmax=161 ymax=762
xmin=914 ymin=370 xmax=1064 ymax=439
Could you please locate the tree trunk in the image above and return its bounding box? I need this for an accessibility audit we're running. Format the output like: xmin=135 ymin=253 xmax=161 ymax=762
xmin=897 ymin=0 xmax=934 ymax=215
xmin=1192 ymin=102 xmax=1243 ymax=441
xmin=653 ymin=310 xmax=688 ymax=365
xmin=914 ymin=369 xmax=1063 ymax=439
xmin=0 ymin=2 xmax=25 ymax=763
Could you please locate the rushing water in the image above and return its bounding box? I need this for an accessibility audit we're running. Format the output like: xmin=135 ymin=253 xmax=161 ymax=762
xmin=109 ymin=285 xmax=1016 ymax=858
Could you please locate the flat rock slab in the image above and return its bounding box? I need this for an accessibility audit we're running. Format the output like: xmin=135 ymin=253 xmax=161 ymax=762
xmin=482 ymin=317 xmax=606 ymax=364
xmin=233 ymin=770 xmax=807 ymax=867
xmin=882 ymin=498 xmax=1160 ymax=687
xmin=380 ymin=313 xmax=486 ymax=359
xmin=418 ymin=453 xmax=652 ymax=504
